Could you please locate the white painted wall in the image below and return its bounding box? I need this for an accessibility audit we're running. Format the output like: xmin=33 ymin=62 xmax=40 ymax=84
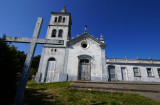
xmin=39 ymin=47 xmax=66 ymax=82
xmin=50 ymin=14 xmax=70 ymax=26
xmin=67 ymin=38 xmax=103 ymax=81
xmin=106 ymin=64 xmax=160 ymax=82
xmin=45 ymin=13 xmax=71 ymax=46
xmin=46 ymin=26 xmax=69 ymax=46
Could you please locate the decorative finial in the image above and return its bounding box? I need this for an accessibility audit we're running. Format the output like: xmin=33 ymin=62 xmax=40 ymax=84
xmin=149 ymin=57 xmax=152 ymax=60
xmin=100 ymin=33 xmax=104 ymax=41
xmin=60 ymin=5 xmax=66 ymax=13
xmin=83 ymin=25 xmax=88 ymax=33
xmin=64 ymin=4 xmax=66 ymax=8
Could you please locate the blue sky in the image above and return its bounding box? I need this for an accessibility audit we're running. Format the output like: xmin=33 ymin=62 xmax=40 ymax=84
xmin=0 ymin=0 xmax=160 ymax=59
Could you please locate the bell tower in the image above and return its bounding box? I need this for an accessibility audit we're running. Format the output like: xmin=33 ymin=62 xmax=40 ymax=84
xmin=35 ymin=6 xmax=72 ymax=83
xmin=46 ymin=6 xmax=72 ymax=46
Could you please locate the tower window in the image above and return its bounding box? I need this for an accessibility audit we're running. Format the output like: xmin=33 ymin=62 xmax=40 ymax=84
xmin=52 ymin=29 xmax=56 ymax=37
xmin=58 ymin=16 xmax=62 ymax=22
xmin=54 ymin=17 xmax=57 ymax=22
xmin=58 ymin=29 xmax=63 ymax=37
xmin=63 ymin=17 xmax=65 ymax=23
xmin=51 ymin=49 xmax=54 ymax=52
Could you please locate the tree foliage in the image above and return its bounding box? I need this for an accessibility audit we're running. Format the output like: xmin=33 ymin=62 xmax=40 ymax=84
xmin=0 ymin=35 xmax=26 ymax=104
xmin=0 ymin=35 xmax=40 ymax=104
xmin=29 ymin=55 xmax=41 ymax=80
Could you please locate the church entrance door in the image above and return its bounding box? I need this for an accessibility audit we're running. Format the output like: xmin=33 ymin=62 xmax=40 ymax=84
xmin=108 ymin=66 xmax=116 ymax=81
xmin=79 ymin=59 xmax=91 ymax=81
xmin=44 ymin=58 xmax=56 ymax=82
xmin=121 ymin=67 xmax=128 ymax=81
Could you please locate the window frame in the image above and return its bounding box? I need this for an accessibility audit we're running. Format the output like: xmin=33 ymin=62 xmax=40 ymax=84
xmin=133 ymin=67 xmax=141 ymax=77
xmin=147 ymin=68 xmax=154 ymax=77
xmin=63 ymin=17 xmax=65 ymax=23
xmin=58 ymin=29 xmax=63 ymax=37
xmin=58 ymin=16 xmax=62 ymax=22
xmin=157 ymin=68 xmax=160 ymax=78
xmin=54 ymin=17 xmax=57 ymax=22
xmin=51 ymin=29 xmax=57 ymax=37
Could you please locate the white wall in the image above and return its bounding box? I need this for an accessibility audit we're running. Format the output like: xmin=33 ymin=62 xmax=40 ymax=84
xmin=106 ymin=64 xmax=160 ymax=82
xmin=46 ymin=13 xmax=71 ymax=46
xmin=67 ymin=38 xmax=103 ymax=81
xmin=40 ymin=47 xmax=66 ymax=82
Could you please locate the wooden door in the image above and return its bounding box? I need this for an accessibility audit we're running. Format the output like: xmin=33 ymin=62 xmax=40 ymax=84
xmin=121 ymin=67 xmax=128 ymax=81
xmin=79 ymin=59 xmax=90 ymax=81
xmin=45 ymin=58 xmax=56 ymax=82
xmin=108 ymin=66 xmax=116 ymax=81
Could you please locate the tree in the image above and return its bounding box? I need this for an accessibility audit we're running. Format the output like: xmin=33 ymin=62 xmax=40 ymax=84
xmin=0 ymin=34 xmax=41 ymax=104
xmin=0 ymin=35 xmax=26 ymax=104
xmin=29 ymin=55 xmax=41 ymax=80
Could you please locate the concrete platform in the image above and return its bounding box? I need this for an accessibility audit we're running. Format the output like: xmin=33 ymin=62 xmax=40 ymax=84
xmin=70 ymin=81 xmax=160 ymax=101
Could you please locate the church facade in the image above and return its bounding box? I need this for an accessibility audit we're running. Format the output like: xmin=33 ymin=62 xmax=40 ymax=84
xmin=35 ymin=7 xmax=160 ymax=83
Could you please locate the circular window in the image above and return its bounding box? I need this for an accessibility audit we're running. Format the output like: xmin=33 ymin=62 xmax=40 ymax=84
xmin=81 ymin=41 xmax=89 ymax=49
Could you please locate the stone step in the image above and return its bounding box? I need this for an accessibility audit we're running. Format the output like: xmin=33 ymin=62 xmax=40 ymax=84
xmin=74 ymin=81 xmax=160 ymax=85
xmin=70 ymin=81 xmax=160 ymax=93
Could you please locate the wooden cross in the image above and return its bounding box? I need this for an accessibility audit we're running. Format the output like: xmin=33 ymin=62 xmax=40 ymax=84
xmin=5 ymin=17 xmax=63 ymax=104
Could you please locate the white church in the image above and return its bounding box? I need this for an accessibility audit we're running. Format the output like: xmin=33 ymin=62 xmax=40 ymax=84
xmin=35 ymin=7 xmax=160 ymax=83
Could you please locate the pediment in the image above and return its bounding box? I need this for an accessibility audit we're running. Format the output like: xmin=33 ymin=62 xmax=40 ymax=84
xmin=67 ymin=33 xmax=106 ymax=48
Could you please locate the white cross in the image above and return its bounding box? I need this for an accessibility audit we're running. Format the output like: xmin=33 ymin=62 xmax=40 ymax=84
xmin=83 ymin=25 xmax=88 ymax=33
xmin=5 ymin=17 xmax=63 ymax=104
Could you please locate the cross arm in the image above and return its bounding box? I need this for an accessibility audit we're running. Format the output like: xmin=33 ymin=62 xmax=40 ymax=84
xmin=5 ymin=37 xmax=64 ymax=45
xmin=5 ymin=37 xmax=32 ymax=43
xmin=36 ymin=39 xmax=64 ymax=45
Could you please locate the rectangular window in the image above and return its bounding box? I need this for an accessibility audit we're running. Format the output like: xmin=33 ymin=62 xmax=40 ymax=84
xmin=147 ymin=68 xmax=153 ymax=77
xmin=133 ymin=67 xmax=141 ymax=77
xmin=157 ymin=69 xmax=160 ymax=78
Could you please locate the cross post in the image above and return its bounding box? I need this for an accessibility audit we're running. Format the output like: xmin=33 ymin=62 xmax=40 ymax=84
xmin=5 ymin=17 xmax=64 ymax=105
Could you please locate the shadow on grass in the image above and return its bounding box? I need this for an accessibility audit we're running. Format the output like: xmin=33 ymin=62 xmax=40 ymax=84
xmin=23 ymin=82 xmax=160 ymax=105
xmin=24 ymin=88 xmax=58 ymax=105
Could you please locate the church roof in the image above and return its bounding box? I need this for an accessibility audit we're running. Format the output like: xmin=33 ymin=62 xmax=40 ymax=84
xmin=106 ymin=57 xmax=160 ymax=66
xmin=67 ymin=32 xmax=106 ymax=48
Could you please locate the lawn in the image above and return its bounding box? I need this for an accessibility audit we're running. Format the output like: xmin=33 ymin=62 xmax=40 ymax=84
xmin=24 ymin=81 xmax=160 ymax=105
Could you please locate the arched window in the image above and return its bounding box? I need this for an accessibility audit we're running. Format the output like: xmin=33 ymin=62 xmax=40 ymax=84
xmin=63 ymin=17 xmax=65 ymax=23
xmin=48 ymin=58 xmax=55 ymax=61
xmin=52 ymin=29 xmax=56 ymax=37
xmin=58 ymin=29 xmax=63 ymax=37
xmin=58 ymin=16 xmax=62 ymax=22
xmin=54 ymin=17 xmax=57 ymax=22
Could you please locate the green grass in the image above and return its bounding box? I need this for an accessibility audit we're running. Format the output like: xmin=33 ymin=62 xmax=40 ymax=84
xmin=24 ymin=81 xmax=160 ymax=105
